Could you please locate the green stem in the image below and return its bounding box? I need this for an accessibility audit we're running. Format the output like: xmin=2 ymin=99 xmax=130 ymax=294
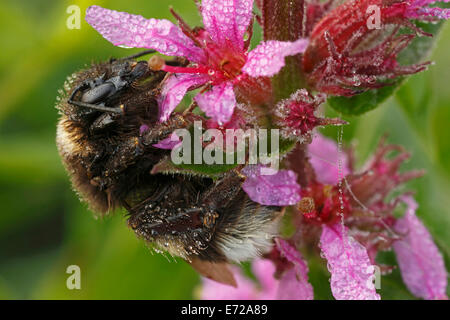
xmin=262 ymin=0 xmax=306 ymax=102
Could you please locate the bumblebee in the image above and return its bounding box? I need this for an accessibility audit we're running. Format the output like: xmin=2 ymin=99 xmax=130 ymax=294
xmin=56 ymin=51 xmax=282 ymax=283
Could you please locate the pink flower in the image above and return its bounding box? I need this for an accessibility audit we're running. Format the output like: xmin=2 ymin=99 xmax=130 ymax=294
xmin=201 ymin=264 xmax=263 ymax=300
xmin=308 ymin=133 xmax=350 ymax=185
xmin=205 ymin=106 xmax=256 ymax=151
xmin=152 ymin=132 xmax=182 ymax=150
xmin=200 ymin=259 xmax=279 ymax=300
xmin=86 ymin=2 xmax=308 ymax=124
xmin=242 ymin=165 xmax=301 ymax=206
xmin=274 ymin=238 xmax=314 ymax=300
xmin=300 ymin=182 xmax=352 ymax=226
xmin=200 ymin=240 xmax=313 ymax=300
xmin=393 ymin=196 xmax=448 ymax=300
xmin=320 ymin=224 xmax=381 ymax=300
xmin=300 ymin=135 xmax=449 ymax=299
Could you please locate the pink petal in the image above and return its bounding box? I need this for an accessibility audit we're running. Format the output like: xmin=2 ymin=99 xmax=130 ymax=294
xmin=243 ymin=38 xmax=309 ymax=77
xmin=85 ymin=6 xmax=206 ymax=63
xmin=158 ymin=74 xmax=208 ymax=122
xmin=200 ymin=257 xmax=312 ymax=300
xmin=195 ymin=82 xmax=236 ymax=124
xmin=411 ymin=0 xmax=450 ymax=6
xmin=242 ymin=165 xmax=301 ymax=206
xmin=393 ymin=196 xmax=448 ymax=300
xmin=252 ymin=259 xmax=278 ymax=300
xmin=412 ymin=7 xmax=450 ymax=19
xmin=201 ymin=0 xmax=254 ymax=50
xmin=275 ymin=239 xmax=314 ymax=300
xmin=407 ymin=0 xmax=450 ymax=19
xmin=276 ymin=269 xmax=312 ymax=300
xmin=201 ymin=266 xmax=257 ymax=300
xmin=139 ymin=124 xmax=150 ymax=135
xmin=320 ymin=224 xmax=381 ymax=300
xmin=308 ymin=134 xmax=350 ymax=185
xmin=153 ymin=132 xmax=182 ymax=150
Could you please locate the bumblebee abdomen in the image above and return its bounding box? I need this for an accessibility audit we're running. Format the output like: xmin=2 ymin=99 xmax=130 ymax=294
xmin=56 ymin=117 xmax=112 ymax=213
xmin=128 ymin=179 xmax=283 ymax=263
xmin=213 ymin=195 xmax=282 ymax=263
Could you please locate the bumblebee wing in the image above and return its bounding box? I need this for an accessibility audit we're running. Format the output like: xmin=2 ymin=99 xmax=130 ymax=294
xmin=189 ymin=258 xmax=237 ymax=287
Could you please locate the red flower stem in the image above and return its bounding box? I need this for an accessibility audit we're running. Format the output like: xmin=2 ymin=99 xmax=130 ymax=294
xmin=162 ymin=65 xmax=209 ymax=75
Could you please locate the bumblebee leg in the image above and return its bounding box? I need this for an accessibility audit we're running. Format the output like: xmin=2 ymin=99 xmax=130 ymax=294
xmin=67 ymin=99 xmax=123 ymax=114
xmin=139 ymin=114 xmax=194 ymax=146
xmin=128 ymin=202 xmax=217 ymax=257
xmin=201 ymin=170 xmax=245 ymax=210
xmin=89 ymin=113 xmax=117 ymax=133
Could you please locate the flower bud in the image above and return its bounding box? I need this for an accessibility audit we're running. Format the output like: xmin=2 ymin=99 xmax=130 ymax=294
xmin=275 ymin=89 xmax=346 ymax=139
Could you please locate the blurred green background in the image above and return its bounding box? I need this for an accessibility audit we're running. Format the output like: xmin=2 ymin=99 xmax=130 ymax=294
xmin=0 ymin=0 xmax=448 ymax=299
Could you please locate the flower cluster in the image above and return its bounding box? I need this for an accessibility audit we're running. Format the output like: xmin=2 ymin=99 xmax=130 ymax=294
xmin=302 ymin=0 xmax=450 ymax=95
xmin=202 ymin=134 xmax=448 ymax=300
xmin=85 ymin=0 xmax=449 ymax=300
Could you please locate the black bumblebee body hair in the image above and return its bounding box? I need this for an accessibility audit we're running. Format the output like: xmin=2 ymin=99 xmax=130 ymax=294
xmin=56 ymin=53 xmax=283 ymax=264
xmin=57 ymin=58 xmax=166 ymax=212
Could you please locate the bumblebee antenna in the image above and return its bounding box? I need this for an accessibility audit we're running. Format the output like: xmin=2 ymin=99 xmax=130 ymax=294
xmin=121 ymin=49 xmax=156 ymax=60
xmin=68 ymin=100 xmax=123 ymax=114
xmin=68 ymin=83 xmax=123 ymax=114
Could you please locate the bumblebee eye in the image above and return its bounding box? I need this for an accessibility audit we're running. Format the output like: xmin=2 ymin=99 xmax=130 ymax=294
xmin=81 ymin=83 xmax=115 ymax=104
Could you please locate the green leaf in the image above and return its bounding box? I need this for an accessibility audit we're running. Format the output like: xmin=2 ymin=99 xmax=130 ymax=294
xmin=328 ymin=85 xmax=398 ymax=115
xmin=328 ymin=19 xmax=448 ymax=116
xmin=431 ymin=105 xmax=450 ymax=174
xmin=162 ymin=136 xmax=297 ymax=179
xmin=173 ymin=161 xmax=238 ymax=177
